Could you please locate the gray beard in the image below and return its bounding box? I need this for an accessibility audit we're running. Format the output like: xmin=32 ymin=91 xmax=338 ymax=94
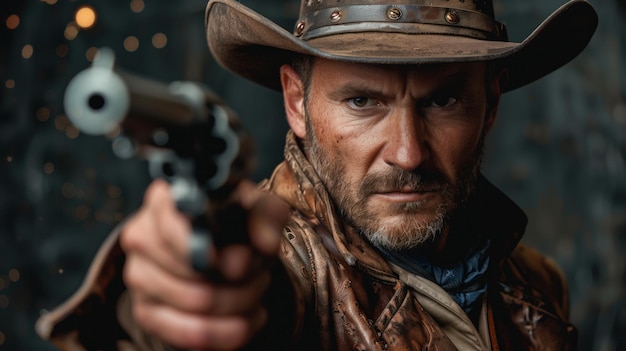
xmin=303 ymin=114 xmax=485 ymax=252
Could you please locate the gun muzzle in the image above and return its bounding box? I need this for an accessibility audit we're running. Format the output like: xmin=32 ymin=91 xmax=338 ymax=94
xmin=64 ymin=47 xmax=213 ymax=135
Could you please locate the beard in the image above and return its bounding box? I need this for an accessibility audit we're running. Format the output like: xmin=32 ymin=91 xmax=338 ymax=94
xmin=304 ymin=115 xmax=485 ymax=252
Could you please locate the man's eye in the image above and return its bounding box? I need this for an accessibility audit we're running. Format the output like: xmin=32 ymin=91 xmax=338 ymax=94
xmin=430 ymin=96 xmax=457 ymax=108
xmin=347 ymin=97 xmax=377 ymax=109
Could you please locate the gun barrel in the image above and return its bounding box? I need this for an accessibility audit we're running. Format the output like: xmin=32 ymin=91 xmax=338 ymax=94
xmin=62 ymin=47 xmax=255 ymax=193
xmin=63 ymin=48 xmax=203 ymax=135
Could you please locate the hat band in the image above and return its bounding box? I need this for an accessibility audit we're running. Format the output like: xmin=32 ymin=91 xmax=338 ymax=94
xmin=295 ymin=4 xmax=507 ymax=41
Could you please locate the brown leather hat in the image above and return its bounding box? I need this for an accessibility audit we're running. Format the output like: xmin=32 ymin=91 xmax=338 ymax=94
xmin=205 ymin=0 xmax=597 ymax=92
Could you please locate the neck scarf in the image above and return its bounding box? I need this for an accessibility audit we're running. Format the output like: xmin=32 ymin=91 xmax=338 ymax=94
xmin=379 ymin=239 xmax=491 ymax=317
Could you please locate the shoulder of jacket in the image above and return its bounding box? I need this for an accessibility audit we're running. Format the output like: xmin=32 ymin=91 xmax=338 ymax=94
xmin=499 ymin=243 xmax=570 ymax=320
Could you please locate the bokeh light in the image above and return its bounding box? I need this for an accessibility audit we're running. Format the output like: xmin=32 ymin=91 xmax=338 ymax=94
xmin=8 ymin=270 xmax=20 ymax=283
xmin=66 ymin=125 xmax=80 ymax=139
xmin=21 ymin=45 xmax=33 ymax=59
xmin=64 ymin=23 xmax=79 ymax=40
xmin=36 ymin=107 xmax=51 ymax=122
xmin=152 ymin=33 xmax=167 ymax=49
xmin=123 ymin=36 xmax=139 ymax=52
xmin=86 ymin=47 xmax=99 ymax=62
xmin=130 ymin=0 xmax=145 ymax=13
xmin=75 ymin=6 xmax=97 ymax=29
xmin=54 ymin=115 xmax=70 ymax=132
xmin=6 ymin=14 xmax=20 ymax=30
xmin=56 ymin=44 xmax=69 ymax=58
xmin=43 ymin=162 xmax=55 ymax=175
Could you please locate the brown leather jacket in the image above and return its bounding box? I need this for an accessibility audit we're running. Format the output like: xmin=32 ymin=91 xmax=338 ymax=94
xmin=36 ymin=131 xmax=577 ymax=350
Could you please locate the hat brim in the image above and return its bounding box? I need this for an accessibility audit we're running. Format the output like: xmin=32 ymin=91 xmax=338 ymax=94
xmin=206 ymin=0 xmax=597 ymax=92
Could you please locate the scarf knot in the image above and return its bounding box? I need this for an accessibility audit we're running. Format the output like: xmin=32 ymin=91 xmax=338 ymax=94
xmin=380 ymin=239 xmax=491 ymax=316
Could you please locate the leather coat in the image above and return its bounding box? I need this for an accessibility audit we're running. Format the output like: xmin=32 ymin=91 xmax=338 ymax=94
xmin=36 ymin=131 xmax=577 ymax=350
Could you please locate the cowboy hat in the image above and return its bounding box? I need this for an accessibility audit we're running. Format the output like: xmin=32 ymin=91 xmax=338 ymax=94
xmin=205 ymin=0 xmax=597 ymax=92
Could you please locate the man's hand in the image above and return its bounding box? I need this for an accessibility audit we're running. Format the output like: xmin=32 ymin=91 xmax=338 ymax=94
xmin=120 ymin=179 xmax=289 ymax=350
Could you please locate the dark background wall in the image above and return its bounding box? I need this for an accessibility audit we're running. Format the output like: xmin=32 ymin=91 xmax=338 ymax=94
xmin=0 ymin=0 xmax=624 ymax=350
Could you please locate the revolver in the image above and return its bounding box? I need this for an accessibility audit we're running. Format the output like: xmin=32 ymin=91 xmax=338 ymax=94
xmin=63 ymin=47 xmax=255 ymax=271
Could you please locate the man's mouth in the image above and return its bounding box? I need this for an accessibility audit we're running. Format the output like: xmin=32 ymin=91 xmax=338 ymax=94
xmin=374 ymin=188 xmax=439 ymax=203
xmin=377 ymin=184 xmax=440 ymax=194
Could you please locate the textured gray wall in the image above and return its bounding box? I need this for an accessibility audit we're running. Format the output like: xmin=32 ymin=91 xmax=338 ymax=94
xmin=485 ymin=1 xmax=626 ymax=349
xmin=0 ymin=0 xmax=624 ymax=350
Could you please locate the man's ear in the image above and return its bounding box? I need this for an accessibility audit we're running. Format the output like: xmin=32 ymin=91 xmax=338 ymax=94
xmin=280 ymin=64 xmax=306 ymax=138
xmin=485 ymin=68 xmax=509 ymax=133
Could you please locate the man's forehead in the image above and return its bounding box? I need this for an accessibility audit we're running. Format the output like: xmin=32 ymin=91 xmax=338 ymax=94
xmin=310 ymin=57 xmax=486 ymax=83
xmin=307 ymin=58 xmax=489 ymax=100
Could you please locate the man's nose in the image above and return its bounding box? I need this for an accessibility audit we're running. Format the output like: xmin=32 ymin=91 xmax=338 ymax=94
xmin=382 ymin=108 xmax=429 ymax=171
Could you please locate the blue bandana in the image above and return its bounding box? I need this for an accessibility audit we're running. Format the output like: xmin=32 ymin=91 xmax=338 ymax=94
xmin=379 ymin=239 xmax=491 ymax=317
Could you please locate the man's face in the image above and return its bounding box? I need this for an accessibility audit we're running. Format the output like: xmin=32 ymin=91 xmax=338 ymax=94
xmin=285 ymin=58 xmax=498 ymax=251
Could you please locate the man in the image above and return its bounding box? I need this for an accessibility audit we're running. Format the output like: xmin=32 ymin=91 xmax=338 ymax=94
xmin=36 ymin=0 xmax=598 ymax=350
